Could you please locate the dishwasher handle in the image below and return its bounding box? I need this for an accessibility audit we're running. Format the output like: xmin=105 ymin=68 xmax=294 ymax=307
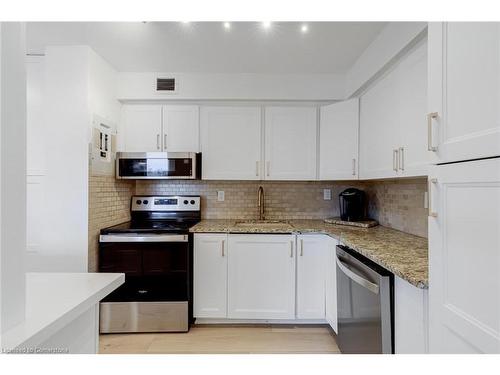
xmin=336 ymin=255 xmax=380 ymax=294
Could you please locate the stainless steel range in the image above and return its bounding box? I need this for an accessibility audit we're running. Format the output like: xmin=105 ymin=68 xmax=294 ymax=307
xmin=98 ymin=195 xmax=201 ymax=333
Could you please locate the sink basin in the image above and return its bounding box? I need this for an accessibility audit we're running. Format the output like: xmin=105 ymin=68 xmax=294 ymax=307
xmin=234 ymin=220 xmax=294 ymax=230
xmin=235 ymin=220 xmax=287 ymax=225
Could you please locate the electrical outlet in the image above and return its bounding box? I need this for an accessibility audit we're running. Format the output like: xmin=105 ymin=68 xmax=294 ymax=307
xmin=323 ymin=189 xmax=332 ymax=200
xmin=217 ymin=191 xmax=225 ymax=202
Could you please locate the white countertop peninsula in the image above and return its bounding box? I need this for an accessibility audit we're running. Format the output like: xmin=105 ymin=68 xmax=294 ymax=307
xmin=1 ymin=272 xmax=124 ymax=354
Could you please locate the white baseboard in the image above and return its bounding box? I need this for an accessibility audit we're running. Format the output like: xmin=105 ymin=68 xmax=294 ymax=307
xmin=194 ymin=318 xmax=327 ymax=325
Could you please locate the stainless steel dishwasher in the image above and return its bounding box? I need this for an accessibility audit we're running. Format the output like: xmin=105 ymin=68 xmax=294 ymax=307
xmin=336 ymin=245 xmax=394 ymax=354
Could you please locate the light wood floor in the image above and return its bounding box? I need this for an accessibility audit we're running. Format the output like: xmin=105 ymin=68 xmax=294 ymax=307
xmin=99 ymin=324 xmax=340 ymax=354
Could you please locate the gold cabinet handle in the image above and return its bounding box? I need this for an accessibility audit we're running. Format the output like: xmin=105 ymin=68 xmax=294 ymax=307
xmin=290 ymin=240 xmax=294 ymax=258
xmin=221 ymin=239 xmax=225 ymax=257
xmin=352 ymin=158 xmax=356 ymax=176
xmin=427 ymin=112 xmax=438 ymax=151
xmin=156 ymin=134 xmax=160 ymax=150
xmin=266 ymin=161 xmax=270 ymax=177
xmin=428 ymin=178 xmax=438 ymax=217
xmin=164 ymin=134 xmax=167 ymax=150
xmin=300 ymin=239 xmax=304 ymax=256
xmin=256 ymin=161 xmax=259 ymax=177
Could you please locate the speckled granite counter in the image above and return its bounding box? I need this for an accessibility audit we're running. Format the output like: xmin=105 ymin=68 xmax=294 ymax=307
xmin=190 ymin=219 xmax=428 ymax=289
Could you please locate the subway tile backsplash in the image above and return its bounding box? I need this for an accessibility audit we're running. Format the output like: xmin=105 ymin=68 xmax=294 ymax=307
xmin=88 ymin=175 xmax=135 ymax=272
xmin=135 ymin=178 xmax=428 ymax=237
xmin=88 ymin=177 xmax=428 ymax=271
xmin=365 ymin=178 xmax=428 ymax=238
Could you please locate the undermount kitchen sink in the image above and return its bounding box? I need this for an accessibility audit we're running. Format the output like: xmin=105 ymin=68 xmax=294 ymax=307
xmin=234 ymin=220 xmax=294 ymax=230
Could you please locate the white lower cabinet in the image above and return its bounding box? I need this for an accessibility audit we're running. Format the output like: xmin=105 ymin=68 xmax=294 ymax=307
xmin=227 ymin=234 xmax=296 ymax=319
xmin=325 ymin=237 xmax=339 ymax=332
xmin=193 ymin=234 xmax=228 ymax=318
xmin=296 ymin=234 xmax=329 ymax=319
xmin=394 ymin=276 xmax=429 ymax=353
xmin=194 ymin=233 xmax=338 ymax=323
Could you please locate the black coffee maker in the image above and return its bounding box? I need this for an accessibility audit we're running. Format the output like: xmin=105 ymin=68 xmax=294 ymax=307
xmin=339 ymin=188 xmax=365 ymax=222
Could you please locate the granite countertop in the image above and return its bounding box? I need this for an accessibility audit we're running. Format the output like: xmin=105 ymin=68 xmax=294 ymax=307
xmin=190 ymin=219 xmax=428 ymax=289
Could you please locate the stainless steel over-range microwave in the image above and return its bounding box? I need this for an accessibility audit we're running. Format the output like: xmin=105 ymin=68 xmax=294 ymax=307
xmin=116 ymin=152 xmax=200 ymax=180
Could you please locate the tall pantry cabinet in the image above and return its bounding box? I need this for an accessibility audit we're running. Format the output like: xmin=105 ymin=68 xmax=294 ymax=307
xmin=428 ymin=23 xmax=500 ymax=354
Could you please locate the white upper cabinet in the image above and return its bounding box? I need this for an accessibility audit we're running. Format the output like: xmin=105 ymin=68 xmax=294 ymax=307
xmin=359 ymin=62 xmax=400 ymax=179
xmin=119 ymin=105 xmax=162 ymax=152
xmin=296 ymin=235 xmax=329 ymax=319
xmin=428 ymin=23 xmax=500 ymax=163
xmin=319 ymin=99 xmax=359 ymax=180
xmin=119 ymin=104 xmax=199 ymax=153
xmin=200 ymin=106 xmax=262 ymax=180
xmin=428 ymin=158 xmax=500 ymax=353
xmin=162 ymin=105 xmax=199 ymax=152
xmin=398 ymin=41 xmax=429 ymax=176
xmin=264 ymin=107 xmax=317 ymax=180
xmin=360 ymin=39 xmax=428 ymax=179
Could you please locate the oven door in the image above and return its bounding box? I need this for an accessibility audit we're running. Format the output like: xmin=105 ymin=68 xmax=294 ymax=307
xmin=99 ymin=234 xmax=190 ymax=302
xmin=116 ymin=152 xmax=198 ymax=179
xmin=98 ymin=234 xmax=191 ymax=333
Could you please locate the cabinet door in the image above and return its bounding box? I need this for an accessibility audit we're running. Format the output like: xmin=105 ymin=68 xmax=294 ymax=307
xmin=193 ymin=234 xmax=228 ymax=318
xmin=162 ymin=105 xmax=199 ymax=152
xmin=319 ymin=99 xmax=359 ymax=180
xmin=264 ymin=107 xmax=317 ymax=180
xmin=398 ymin=40 xmax=429 ymax=177
xmin=360 ymin=39 xmax=429 ymax=179
xmin=359 ymin=65 xmax=400 ymax=179
xmin=428 ymin=158 xmax=500 ymax=353
xmin=227 ymin=234 xmax=296 ymax=319
xmin=394 ymin=276 xmax=428 ymax=353
xmin=325 ymin=237 xmax=338 ymax=332
xmin=296 ymin=235 xmax=328 ymax=319
xmin=119 ymin=105 xmax=162 ymax=152
xmin=200 ymin=106 xmax=262 ymax=180
xmin=428 ymin=23 xmax=500 ymax=163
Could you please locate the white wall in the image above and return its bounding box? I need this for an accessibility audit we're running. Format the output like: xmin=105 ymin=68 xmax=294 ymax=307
xmin=117 ymin=72 xmax=345 ymax=101
xmin=0 ymin=22 xmax=27 ymax=333
xmin=88 ymin=51 xmax=120 ymax=126
xmin=345 ymin=22 xmax=428 ymax=98
xmin=26 ymin=46 xmax=120 ymax=272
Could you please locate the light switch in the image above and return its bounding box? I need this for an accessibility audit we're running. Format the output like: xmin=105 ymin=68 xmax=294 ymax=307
xmin=217 ymin=191 xmax=225 ymax=202
xmin=323 ymin=189 xmax=332 ymax=200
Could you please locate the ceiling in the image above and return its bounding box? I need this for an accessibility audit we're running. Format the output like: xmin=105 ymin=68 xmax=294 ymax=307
xmin=26 ymin=22 xmax=387 ymax=74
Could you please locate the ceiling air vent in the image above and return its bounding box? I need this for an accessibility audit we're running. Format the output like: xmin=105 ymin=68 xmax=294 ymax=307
xmin=156 ymin=77 xmax=177 ymax=93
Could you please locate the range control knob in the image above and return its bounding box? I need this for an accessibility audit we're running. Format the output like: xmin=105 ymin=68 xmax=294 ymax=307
xmin=183 ymin=200 xmax=189 ymax=205
xmin=143 ymin=200 xmax=149 ymax=205
xmin=190 ymin=200 xmax=196 ymax=205
xmin=136 ymin=200 xmax=142 ymax=205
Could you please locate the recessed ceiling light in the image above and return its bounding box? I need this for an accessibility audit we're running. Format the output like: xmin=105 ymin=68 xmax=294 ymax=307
xmin=262 ymin=21 xmax=272 ymax=30
xmin=301 ymin=24 xmax=309 ymax=33
xmin=223 ymin=22 xmax=231 ymax=30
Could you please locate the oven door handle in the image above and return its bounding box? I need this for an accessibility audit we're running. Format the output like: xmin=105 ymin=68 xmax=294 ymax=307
xmin=99 ymin=234 xmax=188 ymax=243
xmin=336 ymin=255 xmax=379 ymax=294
